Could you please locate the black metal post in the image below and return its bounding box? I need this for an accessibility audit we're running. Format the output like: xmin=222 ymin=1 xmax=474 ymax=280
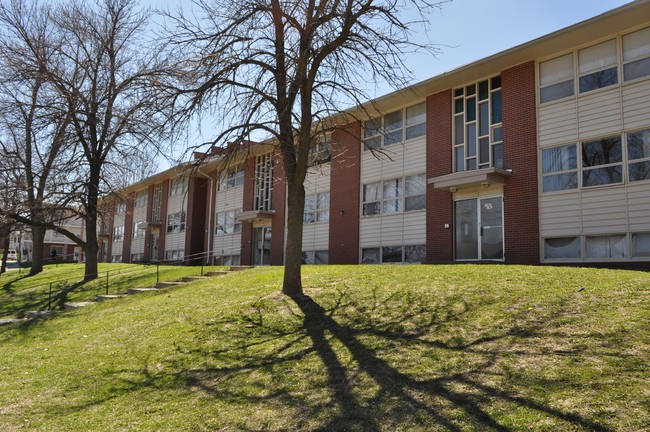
xmin=106 ymin=271 xmax=109 ymax=295
xmin=48 ymin=283 xmax=52 ymax=310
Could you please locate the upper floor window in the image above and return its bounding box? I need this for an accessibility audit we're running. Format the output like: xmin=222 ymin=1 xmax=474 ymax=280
xmin=135 ymin=190 xmax=147 ymax=207
xmin=627 ymin=128 xmax=650 ymax=182
xmin=541 ymin=144 xmax=578 ymax=192
xmin=453 ymin=77 xmax=503 ymax=172
xmin=362 ymin=174 xmax=425 ymax=216
xmin=166 ymin=211 xmax=186 ymax=233
xmin=623 ymin=26 xmax=650 ymax=81
xmin=308 ymin=133 xmax=332 ymax=165
xmin=363 ymin=102 xmax=426 ymax=151
xmin=115 ymin=202 xmax=126 ymax=214
xmin=215 ymin=209 xmax=242 ymax=235
xmin=133 ymin=221 xmax=146 ymax=239
xmin=218 ymin=167 xmax=244 ymax=190
xmin=579 ymin=39 xmax=618 ymax=93
xmin=304 ymin=192 xmax=329 ymax=223
xmin=113 ymin=225 xmax=125 ymax=241
xmin=582 ymin=135 xmax=623 ymax=187
xmin=539 ymin=53 xmax=574 ymax=103
xmin=170 ymin=177 xmax=188 ymax=196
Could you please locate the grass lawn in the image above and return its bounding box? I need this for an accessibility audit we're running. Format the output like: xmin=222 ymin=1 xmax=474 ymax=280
xmin=0 ymin=264 xmax=648 ymax=431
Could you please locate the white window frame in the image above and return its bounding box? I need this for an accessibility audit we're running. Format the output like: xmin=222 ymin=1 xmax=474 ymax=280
xmin=623 ymin=26 xmax=650 ymax=82
xmin=166 ymin=211 xmax=186 ymax=233
xmin=215 ymin=209 xmax=242 ymax=235
xmin=169 ymin=177 xmax=189 ymax=196
xmin=362 ymin=174 xmax=426 ymax=217
xmin=363 ymin=102 xmax=426 ymax=151
xmin=218 ymin=167 xmax=245 ymax=191
xmin=304 ymin=192 xmax=330 ymax=224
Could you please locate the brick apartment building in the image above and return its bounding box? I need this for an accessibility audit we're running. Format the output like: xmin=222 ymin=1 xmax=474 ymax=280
xmin=101 ymin=1 xmax=650 ymax=267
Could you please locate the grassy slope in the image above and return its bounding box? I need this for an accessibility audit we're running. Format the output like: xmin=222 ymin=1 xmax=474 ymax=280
xmin=0 ymin=265 xmax=648 ymax=431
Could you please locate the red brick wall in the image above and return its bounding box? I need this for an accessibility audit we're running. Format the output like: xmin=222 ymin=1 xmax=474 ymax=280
xmin=426 ymin=90 xmax=454 ymax=262
xmin=329 ymin=121 xmax=362 ymax=264
xmin=501 ymin=61 xmax=540 ymax=264
xmin=122 ymin=193 xmax=134 ymax=262
xmin=203 ymin=172 xmax=219 ymax=257
xmin=270 ymin=151 xmax=286 ymax=266
xmin=158 ymin=180 xmax=170 ymax=261
xmin=143 ymin=185 xmax=154 ymax=262
xmin=186 ymin=177 xmax=208 ymax=265
xmin=240 ymin=156 xmax=256 ymax=265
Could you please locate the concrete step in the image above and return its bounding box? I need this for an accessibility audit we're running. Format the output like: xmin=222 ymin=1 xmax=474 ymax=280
xmin=181 ymin=276 xmax=207 ymax=282
xmin=27 ymin=310 xmax=53 ymax=319
xmin=156 ymin=281 xmax=185 ymax=289
xmin=64 ymin=302 xmax=95 ymax=310
xmin=0 ymin=318 xmax=25 ymax=325
xmin=96 ymin=294 xmax=125 ymax=302
xmin=229 ymin=266 xmax=253 ymax=271
xmin=205 ymin=271 xmax=229 ymax=276
xmin=127 ymin=287 xmax=158 ymax=295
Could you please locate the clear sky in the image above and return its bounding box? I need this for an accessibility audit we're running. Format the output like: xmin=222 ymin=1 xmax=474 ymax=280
xmin=143 ymin=0 xmax=633 ymax=165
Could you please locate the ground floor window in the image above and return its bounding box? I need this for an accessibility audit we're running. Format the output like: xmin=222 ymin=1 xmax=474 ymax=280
xmin=111 ymin=254 xmax=123 ymax=263
xmin=131 ymin=253 xmax=144 ymax=262
xmin=361 ymin=245 xmax=425 ymax=264
xmin=302 ymin=250 xmax=328 ymax=264
xmin=50 ymin=246 xmax=65 ymax=260
xmin=214 ymin=255 xmax=241 ymax=266
xmin=165 ymin=249 xmax=185 ymax=261
xmin=544 ymin=232 xmax=650 ymax=260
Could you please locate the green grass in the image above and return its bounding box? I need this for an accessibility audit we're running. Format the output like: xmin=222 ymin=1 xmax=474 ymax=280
xmin=0 ymin=264 xmax=648 ymax=431
xmin=0 ymin=263 xmax=224 ymax=319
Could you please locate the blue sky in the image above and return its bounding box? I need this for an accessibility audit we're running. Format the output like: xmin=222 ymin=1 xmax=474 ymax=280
xmin=143 ymin=0 xmax=633 ymax=164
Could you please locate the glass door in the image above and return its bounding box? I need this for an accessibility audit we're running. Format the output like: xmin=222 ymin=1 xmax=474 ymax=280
xmin=454 ymin=197 xmax=503 ymax=260
xmin=253 ymin=226 xmax=272 ymax=265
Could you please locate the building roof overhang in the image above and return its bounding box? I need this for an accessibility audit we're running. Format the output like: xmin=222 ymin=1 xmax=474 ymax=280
xmin=428 ymin=168 xmax=512 ymax=192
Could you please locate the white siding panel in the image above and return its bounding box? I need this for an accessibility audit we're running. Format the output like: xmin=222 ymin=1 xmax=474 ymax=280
xmin=213 ymin=233 xmax=242 ymax=256
xmin=539 ymin=194 xmax=582 ymax=236
xmin=215 ymin=187 xmax=244 ymax=213
xmin=130 ymin=239 xmax=145 ymax=255
xmin=577 ymin=89 xmax=622 ymax=139
xmin=402 ymin=212 xmax=426 ymax=244
xmin=380 ymin=215 xmax=404 ymax=245
xmin=538 ymin=101 xmax=578 ymax=147
xmin=359 ymin=218 xmax=382 ymax=246
xmin=622 ymin=80 xmax=650 ymax=130
xmin=165 ymin=232 xmax=185 ymax=253
xmin=166 ymin=193 xmax=188 ymax=216
xmin=627 ymin=183 xmax=650 ymax=230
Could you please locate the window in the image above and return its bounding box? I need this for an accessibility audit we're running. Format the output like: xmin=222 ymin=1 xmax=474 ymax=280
xmin=131 ymin=253 xmax=144 ymax=262
xmin=582 ymin=136 xmax=623 ymax=187
xmin=301 ymin=250 xmax=328 ymax=264
xmin=363 ymin=174 xmax=425 ymax=216
xmin=214 ymin=255 xmax=240 ymax=266
xmin=135 ymin=190 xmax=147 ymax=207
xmin=170 ymin=177 xmax=189 ymax=196
xmin=218 ymin=167 xmax=244 ymax=190
xmin=623 ymin=26 xmax=650 ymax=81
xmin=165 ymin=249 xmax=185 ymax=261
xmin=254 ymin=153 xmax=273 ymax=211
xmin=116 ymin=202 xmax=126 ymax=214
xmin=539 ymin=53 xmax=575 ymax=103
xmin=304 ymin=193 xmax=329 ymax=223
xmin=363 ymin=102 xmax=426 ymax=150
xmin=578 ymin=40 xmax=618 ymax=93
xmin=362 ymin=245 xmax=426 ymax=264
xmin=544 ymin=237 xmax=580 ymax=259
xmin=113 ymin=225 xmax=125 ymax=241
xmin=133 ymin=221 xmax=146 ymax=239
xmin=632 ymin=233 xmax=650 ymax=257
xmin=585 ymin=235 xmax=627 ymax=258
xmin=111 ymin=254 xmax=122 ymax=263
xmin=166 ymin=211 xmax=186 ymax=233
xmin=541 ymin=144 xmax=578 ymax=192
xmin=627 ymin=128 xmax=650 ymax=182
xmin=453 ymin=77 xmax=502 ymax=172
xmin=308 ymin=133 xmax=332 ymax=165
xmin=215 ymin=210 xmax=242 ymax=235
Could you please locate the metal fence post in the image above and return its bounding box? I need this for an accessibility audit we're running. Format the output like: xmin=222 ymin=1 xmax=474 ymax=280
xmin=48 ymin=282 xmax=52 ymax=310
xmin=156 ymin=261 xmax=160 ymax=285
xmin=106 ymin=271 xmax=109 ymax=295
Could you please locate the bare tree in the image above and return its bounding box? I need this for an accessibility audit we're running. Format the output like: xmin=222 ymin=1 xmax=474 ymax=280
xmin=164 ymin=0 xmax=443 ymax=296
xmin=0 ymin=0 xmax=81 ymax=275
xmin=0 ymin=0 xmax=172 ymax=280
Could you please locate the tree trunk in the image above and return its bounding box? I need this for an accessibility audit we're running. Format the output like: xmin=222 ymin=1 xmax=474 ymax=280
xmin=0 ymin=235 xmax=8 ymax=274
xmin=282 ymin=178 xmax=306 ymax=297
xmin=84 ymin=166 xmax=100 ymax=280
xmin=29 ymin=225 xmax=46 ymax=275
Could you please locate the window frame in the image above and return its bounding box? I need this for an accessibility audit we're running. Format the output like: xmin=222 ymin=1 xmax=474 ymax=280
xmin=166 ymin=211 xmax=186 ymax=233
xmin=218 ymin=167 xmax=245 ymax=191
xmin=361 ymin=244 xmax=427 ymax=264
xmin=363 ymin=102 xmax=426 ymax=151
xmin=362 ymin=174 xmax=426 ymax=217
xmin=627 ymin=128 xmax=650 ymax=183
xmin=215 ymin=209 xmax=242 ymax=235
xmin=304 ymin=192 xmax=330 ymax=224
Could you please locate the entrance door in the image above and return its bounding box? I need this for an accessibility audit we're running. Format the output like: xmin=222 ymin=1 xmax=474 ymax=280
xmin=253 ymin=226 xmax=272 ymax=265
xmin=454 ymin=196 xmax=503 ymax=260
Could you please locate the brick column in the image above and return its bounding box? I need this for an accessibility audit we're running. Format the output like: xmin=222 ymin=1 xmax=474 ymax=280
xmin=158 ymin=180 xmax=170 ymax=260
xmin=122 ymin=193 xmax=134 ymax=262
xmin=501 ymin=61 xmax=540 ymax=264
xmin=426 ymin=90 xmax=454 ymax=262
xmin=143 ymin=184 xmax=154 ymax=262
xmin=329 ymin=121 xmax=361 ymax=264
xmin=240 ymin=156 xmax=256 ymax=265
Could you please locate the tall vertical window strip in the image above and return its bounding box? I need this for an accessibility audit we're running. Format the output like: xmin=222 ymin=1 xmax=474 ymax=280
xmin=539 ymin=53 xmax=574 ymax=103
xmin=254 ymin=153 xmax=273 ymax=211
xmin=623 ymin=26 xmax=650 ymax=81
xmin=453 ymin=77 xmax=502 ymax=172
xmin=627 ymin=128 xmax=650 ymax=182
xmin=578 ymin=39 xmax=618 ymax=93
xmin=363 ymin=102 xmax=426 ymax=150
